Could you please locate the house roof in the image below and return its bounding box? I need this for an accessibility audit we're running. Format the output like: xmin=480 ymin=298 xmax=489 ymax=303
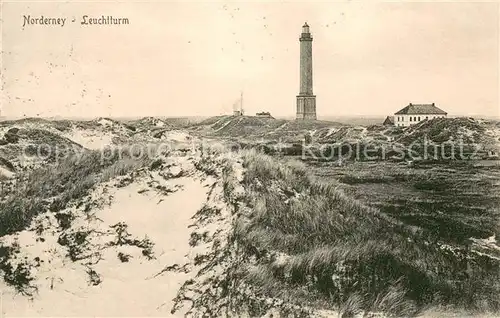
xmin=394 ymin=103 xmax=447 ymax=115
xmin=383 ymin=116 xmax=394 ymax=125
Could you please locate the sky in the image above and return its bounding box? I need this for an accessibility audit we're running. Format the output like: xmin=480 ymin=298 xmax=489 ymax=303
xmin=1 ymin=1 xmax=499 ymax=118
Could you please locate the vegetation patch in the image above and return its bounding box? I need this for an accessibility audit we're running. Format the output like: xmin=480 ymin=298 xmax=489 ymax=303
xmin=224 ymin=150 xmax=500 ymax=316
xmin=57 ymin=230 xmax=94 ymax=262
xmin=117 ymin=252 xmax=132 ymax=263
xmin=0 ymin=243 xmax=37 ymax=296
xmin=0 ymin=147 xmax=152 ymax=237
xmin=54 ymin=212 xmax=74 ymax=230
xmin=189 ymin=231 xmax=210 ymax=247
xmin=108 ymin=222 xmax=155 ymax=260
xmin=86 ymin=267 xmax=102 ymax=286
xmin=191 ymin=204 xmax=221 ymax=225
xmin=0 ymin=156 xmax=15 ymax=172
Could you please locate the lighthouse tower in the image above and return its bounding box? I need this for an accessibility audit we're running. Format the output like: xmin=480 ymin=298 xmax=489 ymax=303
xmin=296 ymin=22 xmax=317 ymax=120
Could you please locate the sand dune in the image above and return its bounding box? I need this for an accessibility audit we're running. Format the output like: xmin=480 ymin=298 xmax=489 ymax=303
xmin=0 ymin=158 xmax=217 ymax=317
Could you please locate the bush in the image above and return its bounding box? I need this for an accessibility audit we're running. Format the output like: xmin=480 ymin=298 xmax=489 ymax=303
xmin=4 ymin=133 xmax=19 ymax=144
xmin=0 ymin=156 xmax=15 ymax=171
xmin=7 ymin=128 xmax=19 ymax=135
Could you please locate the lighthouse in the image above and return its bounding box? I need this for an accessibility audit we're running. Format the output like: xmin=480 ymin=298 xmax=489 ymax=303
xmin=296 ymin=22 xmax=317 ymax=120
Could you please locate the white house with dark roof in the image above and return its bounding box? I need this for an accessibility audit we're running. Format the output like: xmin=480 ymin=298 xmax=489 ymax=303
xmin=393 ymin=103 xmax=447 ymax=127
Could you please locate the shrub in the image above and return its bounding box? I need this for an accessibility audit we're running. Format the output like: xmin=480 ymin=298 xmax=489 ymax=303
xmin=4 ymin=133 xmax=19 ymax=144
xmin=7 ymin=128 xmax=20 ymax=135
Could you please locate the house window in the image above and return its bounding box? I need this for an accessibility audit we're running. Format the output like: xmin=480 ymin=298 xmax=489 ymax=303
xmin=418 ymin=116 xmax=420 ymax=121
xmin=426 ymin=116 xmax=428 ymax=119
xmin=410 ymin=117 xmax=412 ymax=122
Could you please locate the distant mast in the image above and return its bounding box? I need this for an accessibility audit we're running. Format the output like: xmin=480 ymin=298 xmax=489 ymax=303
xmin=240 ymin=91 xmax=244 ymax=115
xmin=233 ymin=91 xmax=244 ymax=116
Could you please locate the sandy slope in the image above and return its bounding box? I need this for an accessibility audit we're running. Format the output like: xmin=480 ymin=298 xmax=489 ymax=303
xmin=0 ymin=161 xmax=214 ymax=317
xmin=63 ymin=129 xmax=115 ymax=150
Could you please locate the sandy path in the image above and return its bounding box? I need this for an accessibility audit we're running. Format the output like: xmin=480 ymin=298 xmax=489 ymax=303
xmin=1 ymin=174 xmax=210 ymax=317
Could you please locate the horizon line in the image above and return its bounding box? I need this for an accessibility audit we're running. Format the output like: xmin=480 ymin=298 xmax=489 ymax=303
xmin=0 ymin=114 xmax=498 ymax=121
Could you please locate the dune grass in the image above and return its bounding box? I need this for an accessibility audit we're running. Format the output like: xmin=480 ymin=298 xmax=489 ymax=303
xmin=0 ymin=146 xmax=153 ymax=237
xmin=227 ymin=150 xmax=500 ymax=316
